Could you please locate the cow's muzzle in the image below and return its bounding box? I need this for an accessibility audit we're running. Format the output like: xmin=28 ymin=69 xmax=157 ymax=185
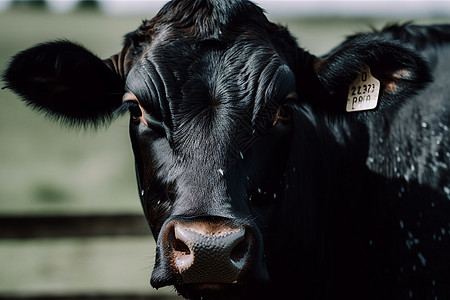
xmin=150 ymin=216 xmax=269 ymax=298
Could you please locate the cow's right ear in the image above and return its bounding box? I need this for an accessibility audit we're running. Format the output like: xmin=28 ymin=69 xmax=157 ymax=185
xmin=3 ymin=41 xmax=126 ymax=127
xmin=296 ymin=34 xmax=431 ymax=121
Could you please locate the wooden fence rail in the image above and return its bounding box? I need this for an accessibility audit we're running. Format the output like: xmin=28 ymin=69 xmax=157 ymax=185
xmin=0 ymin=214 xmax=181 ymax=299
xmin=0 ymin=214 xmax=149 ymax=239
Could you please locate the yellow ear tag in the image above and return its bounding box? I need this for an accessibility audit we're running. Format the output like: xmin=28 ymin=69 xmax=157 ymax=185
xmin=346 ymin=67 xmax=380 ymax=112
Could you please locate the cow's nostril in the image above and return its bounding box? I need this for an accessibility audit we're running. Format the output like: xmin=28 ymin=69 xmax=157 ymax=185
xmin=173 ymin=237 xmax=190 ymax=255
xmin=230 ymin=236 xmax=249 ymax=269
xmin=172 ymin=225 xmax=194 ymax=272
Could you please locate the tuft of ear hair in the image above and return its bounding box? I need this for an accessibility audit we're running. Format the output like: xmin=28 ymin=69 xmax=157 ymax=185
xmin=3 ymin=41 xmax=124 ymax=129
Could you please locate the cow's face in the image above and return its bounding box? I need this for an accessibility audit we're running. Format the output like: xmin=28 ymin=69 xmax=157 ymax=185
xmin=4 ymin=0 xmax=431 ymax=299
xmin=122 ymin=10 xmax=297 ymax=297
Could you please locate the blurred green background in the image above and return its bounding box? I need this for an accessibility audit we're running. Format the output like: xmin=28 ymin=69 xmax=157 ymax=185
xmin=0 ymin=1 xmax=449 ymax=299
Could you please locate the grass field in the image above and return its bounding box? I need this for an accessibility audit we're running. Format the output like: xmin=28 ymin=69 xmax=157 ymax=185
xmin=0 ymin=5 xmax=448 ymax=298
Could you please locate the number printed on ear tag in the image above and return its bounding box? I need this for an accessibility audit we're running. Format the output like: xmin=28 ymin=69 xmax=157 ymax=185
xmin=346 ymin=66 xmax=380 ymax=112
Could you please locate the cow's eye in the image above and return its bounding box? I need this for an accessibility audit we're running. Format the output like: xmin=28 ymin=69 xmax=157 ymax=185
xmin=273 ymin=93 xmax=297 ymax=126
xmin=273 ymin=105 xmax=292 ymax=126
xmin=127 ymin=101 xmax=142 ymax=120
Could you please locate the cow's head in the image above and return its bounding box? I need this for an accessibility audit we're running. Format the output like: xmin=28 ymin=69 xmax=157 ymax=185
xmin=3 ymin=0 xmax=430 ymax=299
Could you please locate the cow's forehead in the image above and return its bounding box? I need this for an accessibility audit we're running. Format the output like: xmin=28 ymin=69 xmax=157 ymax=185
xmin=128 ymin=36 xmax=292 ymax=111
xmin=125 ymin=37 xmax=294 ymax=154
xmin=122 ymin=0 xmax=298 ymax=127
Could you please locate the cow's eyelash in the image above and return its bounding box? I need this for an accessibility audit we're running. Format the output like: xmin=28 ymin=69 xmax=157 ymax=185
xmin=114 ymin=100 xmax=139 ymax=118
xmin=113 ymin=101 xmax=132 ymax=117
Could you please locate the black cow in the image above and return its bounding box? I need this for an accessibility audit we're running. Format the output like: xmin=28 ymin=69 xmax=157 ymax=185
xmin=3 ymin=0 xmax=450 ymax=299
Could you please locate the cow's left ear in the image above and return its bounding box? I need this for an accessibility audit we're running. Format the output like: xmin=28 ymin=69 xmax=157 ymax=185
xmin=3 ymin=41 xmax=126 ymax=127
xmin=302 ymin=34 xmax=431 ymax=119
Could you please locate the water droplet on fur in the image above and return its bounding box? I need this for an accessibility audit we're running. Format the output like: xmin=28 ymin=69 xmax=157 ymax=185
xmin=418 ymin=252 xmax=427 ymax=266
xmin=444 ymin=187 xmax=450 ymax=199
